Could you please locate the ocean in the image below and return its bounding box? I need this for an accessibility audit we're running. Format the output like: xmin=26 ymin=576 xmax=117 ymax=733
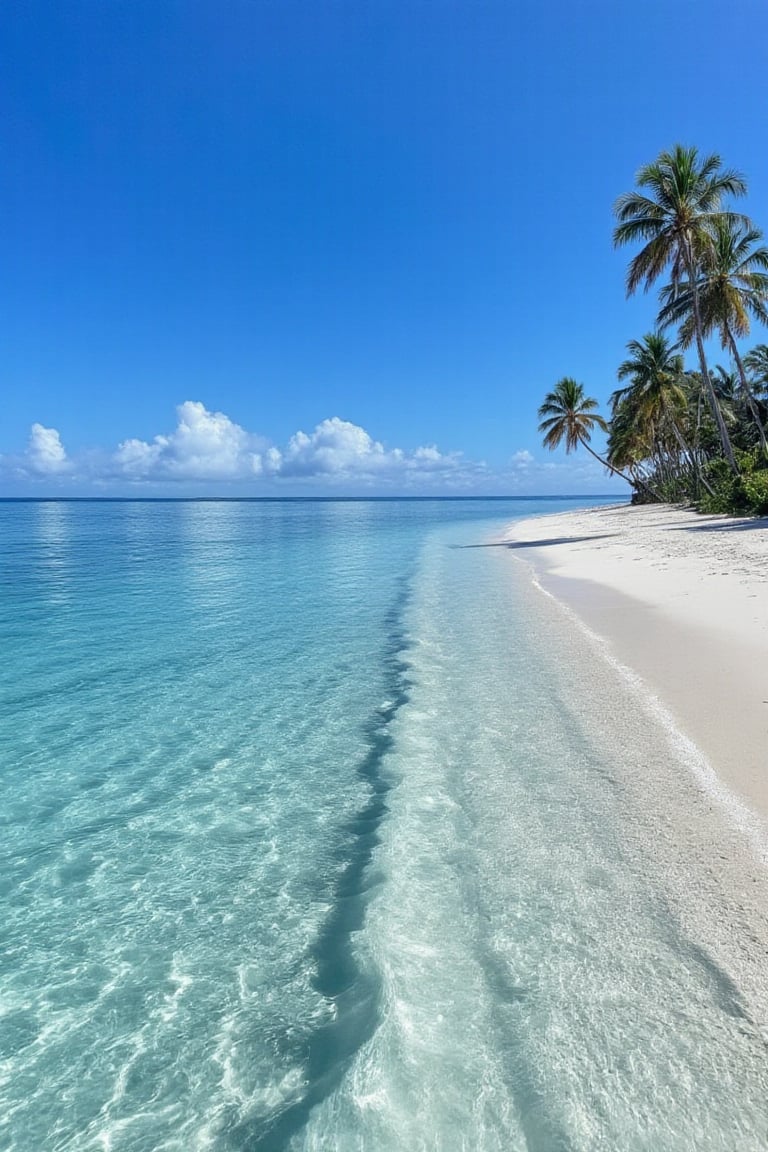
xmin=2 ymin=497 xmax=767 ymax=1151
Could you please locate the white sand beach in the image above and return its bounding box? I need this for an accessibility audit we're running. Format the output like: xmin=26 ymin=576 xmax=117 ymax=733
xmin=501 ymin=502 xmax=768 ymax=1044
xmin=503 ymin=503 xmax=768 ymax=825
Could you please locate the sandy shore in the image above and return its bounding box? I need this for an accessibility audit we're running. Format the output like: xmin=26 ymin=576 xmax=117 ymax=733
xmin=502 ymin=502 xmax=768 ymax=830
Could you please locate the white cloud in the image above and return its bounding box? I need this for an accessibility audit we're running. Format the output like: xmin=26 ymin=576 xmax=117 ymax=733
xmin=0 ymin=404 xmax=630 ymax=494
xmin=496 ymin=445 xmax=628 ymax=494
xmin=114 ymin=401 xmax=270 ymax=480
xmin=280 ymin=417 xmax=386 ymax=476
xmin=277 ymin=416 xmax=465 ymax=479
xmin=27 ymin=424 xmax=70 ymax=474
xmin=107 ymin=406 xmax=475 ymax=485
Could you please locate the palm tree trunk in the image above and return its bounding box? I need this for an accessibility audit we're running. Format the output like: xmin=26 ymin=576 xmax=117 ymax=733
xmin=683 ymin=238 xmax=738 ymax=473
xmin=728 ymin=329 xmax=768 ymax=456
xmin=693 ymin=311 xmax=738 ymax=471
xmin=661 ymin=402 xmax=715 ymax=496
xmin=694 ymin=384 xmax=703 ymax=470
xmin=579 ymin=438 xmax=659 ymax=500
xmin=639 ymin=458 xmax=667 ymax=502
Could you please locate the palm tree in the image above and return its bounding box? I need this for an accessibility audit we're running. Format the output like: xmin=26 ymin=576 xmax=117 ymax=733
xmin=612 ymin=331 xmax=704 ymax=493
xmin=658 ymin=216 xmax=768 ymax=453
xmin=538 ymin=377 xmax=633 ymax=484
xmin=745 ymin=344 xmax=768 ymax=397
xmin=606 ymin=394 xmax=651 ymax=472
xmin=614 ymin=332 xmax=687 ymax=433
xmin=711 ymin=364 xmax=739 ymax=404
xmin=613 ymin=144 xmax=748 ymax=471
xmin=606 ymin=391 xmax=665 ymax=500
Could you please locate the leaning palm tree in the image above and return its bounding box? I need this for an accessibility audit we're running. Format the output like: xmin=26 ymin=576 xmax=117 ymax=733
xmin=606 ymin=387 xmax=665 ymax=500
xmin=612 ymin=331 xmax=705 ymax=492
xmin=658 ymin=216 xmax=768 ymax=453
xmin=613 ymin=144 xmax=748 ymax=472
xmin=538 ymin=377 xmax=633 ymax=484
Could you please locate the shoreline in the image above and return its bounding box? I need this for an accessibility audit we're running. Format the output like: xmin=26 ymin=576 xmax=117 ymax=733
xmin=501 ymin=502 xmax=768 ymax=841
xmin=499 ymin=502 xmax=768 ymax=1056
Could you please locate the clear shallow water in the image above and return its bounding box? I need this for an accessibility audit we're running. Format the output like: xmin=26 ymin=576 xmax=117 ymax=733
xmin=1 ymin=498 xmax=766 ymax=1151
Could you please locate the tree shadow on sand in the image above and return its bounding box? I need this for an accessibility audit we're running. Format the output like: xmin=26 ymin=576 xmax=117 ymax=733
xmin=670 ymin=519 xmax=768 ymax=534
xmin=459 ymin=533 xmax=620 ymax=549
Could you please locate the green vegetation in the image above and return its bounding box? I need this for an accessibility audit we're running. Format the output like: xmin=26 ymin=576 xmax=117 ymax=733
xmin=538 ymin=145 xmax=768 ymax=516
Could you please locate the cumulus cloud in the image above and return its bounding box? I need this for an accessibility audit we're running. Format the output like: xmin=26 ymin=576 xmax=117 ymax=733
xmin=107 ymin=405 xmax=474 ymax=484
xmin=279 ymin=417 xmax=387 ymax=476
xmin=1 ymin=404 xmax=634 ymax=494
xmin=3 ymin=402 xmax=487 ymax=488
xmin=275 ymin=416 xmax=465 ymax=479
xmin=114 ymin=401 xmax=270 ymax=480
xmin=27 ymin=424 xmax=70 ymax=474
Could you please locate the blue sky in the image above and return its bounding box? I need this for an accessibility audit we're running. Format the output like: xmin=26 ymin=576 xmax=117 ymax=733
xmin=3 ymin=0 xmax=767 ymax=495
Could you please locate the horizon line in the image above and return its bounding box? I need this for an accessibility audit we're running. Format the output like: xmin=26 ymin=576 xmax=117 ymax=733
xmin=0 ymin=494 xmax=624 ymax=504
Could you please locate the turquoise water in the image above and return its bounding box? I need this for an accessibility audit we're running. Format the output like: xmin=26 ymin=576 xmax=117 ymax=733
xmin=1 ymin=498 xmax=767 ymax=1151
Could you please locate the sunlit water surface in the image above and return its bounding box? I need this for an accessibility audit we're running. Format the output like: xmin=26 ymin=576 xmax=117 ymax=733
xmin=1 ymin=498 xmax=766 ymax=1151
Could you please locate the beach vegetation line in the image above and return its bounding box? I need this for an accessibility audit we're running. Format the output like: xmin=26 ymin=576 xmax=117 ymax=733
xmin=539 ymin=145 xmax=768 ymax=515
